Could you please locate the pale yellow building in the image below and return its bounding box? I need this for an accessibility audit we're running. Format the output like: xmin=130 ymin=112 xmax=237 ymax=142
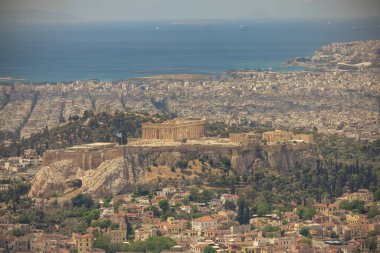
xmin=346 ymin=189 xmax=373 ymax=203
xmin=314 ymin=203 xmax=338 ymax=216
xmin=336 ymin=189 xmax=374 ymax=204
xmin=72 ymin=233 xmax=94 ymax=253
xmin=346 ymin=214 xmax=361 ymax=224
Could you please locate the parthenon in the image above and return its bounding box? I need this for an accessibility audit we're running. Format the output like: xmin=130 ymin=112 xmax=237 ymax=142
xmin=142 ymin=119 xmax=206 ymax=141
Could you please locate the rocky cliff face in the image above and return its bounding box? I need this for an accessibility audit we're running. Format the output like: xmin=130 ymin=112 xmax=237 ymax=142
xmin=264 ymin=143 xmax=320 ymax=172
xmin=29 ymin=142 xmax=320 ymax=198
xmin=80 ymin=158 xmax=132 ymax=198
xmin=29 ymin=157 xmax=131 ymax=198
xmin=29 ymin=160 xmax=85 ymax=198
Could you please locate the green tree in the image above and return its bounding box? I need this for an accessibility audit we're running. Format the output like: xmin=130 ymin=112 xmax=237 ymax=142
xmin=367 ymin=207 xmax=379 ymax=219
xmin=34 ymin=208 xmax=45 ymax=223
xmin=256 ymin=201 xmax=269 ymax=216
xmin=110 ymin=223 xmax=120 ymax=230
xmin=189 ymin=187 xmax=199 ymax=201
xmin=127 ymin=236 xmax=175 ymax=253
xmin=159 ymin=200 xmax=169 ymax=212
xmin=200 ymin=189 xmax=214 ymax=202
xmin=264 ymin=225 xmax=281 ymax=233
xmin=203 ymin=246 xmax=216 ymax=253
xmin=176 ymin=159 xmax=188 ymax=169
xmin=114 ymin=199 xmax=123 ymax=213
xmin=296 ymin=206 xmax=316 ymax=220
xmin=92 ymin=219 xmax=112 ymax=229
xmin=365 ymin=237 xmax=378 ymax=252
xmin=374 ymin=188 xmax=380 ymax=201
xmin=81 ymin=209 xmax=100 ymax=225
xmin=299 ymin=227 xmax=311 ymax=238
xmin=93 ymin=234 xmax=111 ymax=251
xmin=224 ymin=200 xmax=236 ymax=210
xmin=339 ymin=200 xmax=365 ymax=213
xmin=300 ymin=238 xmax=312 ymax=246
xmin=71 ymin=193 xmax=94 ymax=209
xmin=243 ymin=206 xmax=250 ymax=224
xmin=236 ymin=198 xmax=246 ymax=224
xmin=17 ymin=214 xmax=31 ymax=224
xmin=151 ymin=205 xmax=161 ymax=217
xmin=303 ymin=207 xmax=316 ymax=220
xmin=230 ymin=183 xmax=236 ymax=194
xmin=77 ymin=222 xmax=88 ymax=235
xmin=103 ymin=194 xmax=113 ymax=207
xmin=12 ymin=229 xmax=24 ymax=237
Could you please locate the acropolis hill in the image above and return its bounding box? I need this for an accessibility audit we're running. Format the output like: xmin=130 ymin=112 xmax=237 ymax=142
xmin=33 ymin=119 xmax=316 ymax=197
xmin=42 ymin=119 xmax=313 ymax=168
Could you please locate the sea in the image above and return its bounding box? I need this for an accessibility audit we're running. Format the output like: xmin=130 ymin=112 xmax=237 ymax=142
xmin=0 ymin=18 xmax=379 ymax=83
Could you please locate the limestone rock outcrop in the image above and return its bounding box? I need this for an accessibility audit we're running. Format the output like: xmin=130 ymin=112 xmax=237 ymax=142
xmin=264 ymin=143 xmax=319 ymax=172
xmin=29 ymin=142 xmax=320 ymax=198
xmin=80 ymin=158 xmax=132 ymax=198
xmin=28 ymin=160 xmax=85 ymax=198
xmin=29 ymin=158 xmax=132 ymax=198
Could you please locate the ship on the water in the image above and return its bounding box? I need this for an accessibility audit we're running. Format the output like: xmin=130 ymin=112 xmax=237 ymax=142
xmin=240 ymin=25 xmax=250 ymax=30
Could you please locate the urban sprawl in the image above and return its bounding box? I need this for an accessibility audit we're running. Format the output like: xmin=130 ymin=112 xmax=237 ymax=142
xmin=0 ymin=40 xmax=379 ymax=253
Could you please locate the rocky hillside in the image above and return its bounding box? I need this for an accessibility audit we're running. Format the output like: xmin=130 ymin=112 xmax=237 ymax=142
xmin=29 ymin=142 xmax=320 ymax=198
xmin=264 ymin=143 xmax=320 ymax=173
xmin=29 ymin=157 xmax=130 ymax=198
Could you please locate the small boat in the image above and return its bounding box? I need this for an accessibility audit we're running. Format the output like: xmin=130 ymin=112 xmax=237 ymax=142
xmin=352 ymin=27 xmax=368 ymax=31
xmin=240 ymin=25 xmax=250 ymax=30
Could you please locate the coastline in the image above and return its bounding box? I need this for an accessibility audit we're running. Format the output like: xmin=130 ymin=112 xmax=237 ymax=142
xmin=1 ymin=39 xmax=379 ymax=84
xmin=1 ymin=18 xmax=380 ymax=83
xmin=0 ymin=77 xmax=25 ymax=81
xmin=135 ymin=74 xmax=210 ymax=80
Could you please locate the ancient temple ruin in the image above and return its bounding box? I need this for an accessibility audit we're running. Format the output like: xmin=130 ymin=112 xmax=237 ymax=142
xmin=141 ymin=119 xmax=206 ymax=141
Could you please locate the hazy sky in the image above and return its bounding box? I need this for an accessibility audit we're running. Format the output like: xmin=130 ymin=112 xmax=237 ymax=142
xmin=1 ymin=0 xmax=379 ymax=21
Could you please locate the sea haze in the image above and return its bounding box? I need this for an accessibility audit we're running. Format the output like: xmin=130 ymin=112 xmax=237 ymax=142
xmin=0 ymin=18 xmax=379 ymax=82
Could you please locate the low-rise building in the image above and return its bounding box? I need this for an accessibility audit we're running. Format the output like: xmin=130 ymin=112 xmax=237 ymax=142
xmin=191 ymin=216 xmax=218 ymax=232
xmin=134 ymin=226 xmax=159 ymax=241
xmin=72 ymin=233 xmax=94 ymax=253
xmin=314 ymin=204 xmax=338 ymax=216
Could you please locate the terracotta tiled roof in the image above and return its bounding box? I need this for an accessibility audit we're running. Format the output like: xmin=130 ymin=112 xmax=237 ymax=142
xmin=74 ymin=233 xmax=93 ymax=239
xmin=314 ymin=204 xmax=328 ymax=208
xmin=193 ymin=215 xmax=216 ymax=222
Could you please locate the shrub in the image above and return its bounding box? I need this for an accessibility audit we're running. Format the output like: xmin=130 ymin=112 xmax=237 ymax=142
xmin=176 ymin=159 xmax=188 ymax=169
xmin=71 ymin=193 xmax=94 ymax=209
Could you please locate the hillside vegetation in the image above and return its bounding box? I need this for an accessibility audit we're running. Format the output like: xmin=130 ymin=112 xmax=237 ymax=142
xmin=0 ymin=111 xmax=170 ymax=158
